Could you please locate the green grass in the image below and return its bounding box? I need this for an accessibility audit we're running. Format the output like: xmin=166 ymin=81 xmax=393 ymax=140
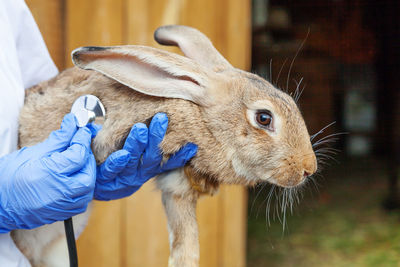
xmin=247 ymin=157 xmax=400 ymax=267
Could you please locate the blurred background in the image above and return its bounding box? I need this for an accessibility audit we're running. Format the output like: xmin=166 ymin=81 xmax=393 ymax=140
xmin=25 ymin=0 xmax=399 ymax=266
xmin=249 ymin=0 xmax=400 ymax=266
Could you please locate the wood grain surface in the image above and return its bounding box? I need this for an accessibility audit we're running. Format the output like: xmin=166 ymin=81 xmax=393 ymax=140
xmin=25 ymin=0 xmax=250 ymax=266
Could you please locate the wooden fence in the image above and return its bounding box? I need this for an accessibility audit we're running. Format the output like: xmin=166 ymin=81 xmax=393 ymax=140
xmin=25 ymin=0 xmax=251 ymax=266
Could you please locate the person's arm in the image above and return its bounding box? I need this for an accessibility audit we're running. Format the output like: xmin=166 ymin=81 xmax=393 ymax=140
xmin=5 ymin=0 xmax=58 ymax=89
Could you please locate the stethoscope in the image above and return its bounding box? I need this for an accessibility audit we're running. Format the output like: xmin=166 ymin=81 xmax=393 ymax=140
xmin=67 ymin=95 xmax=106 ymax=267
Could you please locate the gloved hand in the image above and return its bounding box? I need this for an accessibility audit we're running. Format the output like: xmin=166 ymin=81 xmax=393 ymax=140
xmin=0 ymin=114 xmax=96 ymax=233
xmin=94 ymin=113 xmax=197 ymax=201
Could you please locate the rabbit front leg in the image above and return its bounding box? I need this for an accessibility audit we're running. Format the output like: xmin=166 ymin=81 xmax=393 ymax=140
xmin=162 ymin=191 xmax=199 ymax=267
xmin=157 ymin=169 xmax=200 ymax=267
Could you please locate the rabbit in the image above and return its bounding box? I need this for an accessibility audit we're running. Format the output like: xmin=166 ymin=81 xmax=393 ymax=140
xmin=12 ymin=25 xmax=317 ymax=267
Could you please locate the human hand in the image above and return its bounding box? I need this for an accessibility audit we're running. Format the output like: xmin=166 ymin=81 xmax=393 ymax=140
xmin=0 ymin=114 xmax=96 ymax=233
xmin=94 ymin=113 xmax=197 ymax=201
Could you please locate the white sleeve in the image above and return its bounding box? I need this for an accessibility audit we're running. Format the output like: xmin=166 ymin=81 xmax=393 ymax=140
xmin=4 ymin=0 xmax=59 ymax=89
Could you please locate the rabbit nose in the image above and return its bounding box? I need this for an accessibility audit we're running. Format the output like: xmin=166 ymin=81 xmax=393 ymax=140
xmin=302 ymin=154 xmax=317 ymax=177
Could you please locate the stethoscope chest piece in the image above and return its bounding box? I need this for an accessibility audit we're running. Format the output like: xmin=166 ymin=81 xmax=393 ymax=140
xmin=71 ymin=95 xmax=106 ymax=127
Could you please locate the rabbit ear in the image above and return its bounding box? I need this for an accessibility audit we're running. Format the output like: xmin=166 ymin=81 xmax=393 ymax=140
xmin=154 ymin=25 xmax=232 ymax=71
xmin=71 ymin=45 xmax=216 ymax=106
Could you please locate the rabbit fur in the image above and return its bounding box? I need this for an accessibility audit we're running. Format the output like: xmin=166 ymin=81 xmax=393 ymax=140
xmin=13 ymin=25 xmax=317 ymax=267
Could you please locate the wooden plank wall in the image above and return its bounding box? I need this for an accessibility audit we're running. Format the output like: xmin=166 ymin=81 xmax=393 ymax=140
xmin=25 ymin=1 xmax=250 ymax=266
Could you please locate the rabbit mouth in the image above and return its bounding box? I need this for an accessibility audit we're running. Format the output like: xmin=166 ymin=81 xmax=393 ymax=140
xmin=231 ymin=155 xmax=308 ymax=188
xmin=268 ymin=173 xmax=307 ymax=188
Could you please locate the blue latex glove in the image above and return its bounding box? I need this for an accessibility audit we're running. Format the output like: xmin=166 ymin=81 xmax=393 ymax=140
xmin=0 ymin=114 xmax=96 ymax=233
xmin=94 ymin=113 xmax=197 ymax=201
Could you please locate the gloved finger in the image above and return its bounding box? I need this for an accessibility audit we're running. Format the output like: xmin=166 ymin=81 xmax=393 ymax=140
xmin=67 ymin=153 xmax=96 ymax=197
xmin=94 ymin=179 xmax=139 ymax=201
xmin=93 ymin=182 xmax=116 ymax=201
xmin=39 ymin=113 xmax=78 ymax=153
xmin=119 ymin=123 xmax=148 ymax=178
xmin=49 ymin=192 xmax=92 ymax=218
xmin=60 ymin=191 xmax=93 ymax=214
xmin=48 ymin=183 xmax=93 ymax=214
xmin=160 ymin=143 xmax=198 ymax=172
xmin=123 ymin=123 xmax=148 ymax=153
xmin=141 ymin=113 xmax=168 ymax=168
xmin=97 ymin=150 xmax=131 ymax=183
xmin=41 ymin=127 xmax=92 ymax=175
xmin=86 ymin=123 xmax=102 ymax=137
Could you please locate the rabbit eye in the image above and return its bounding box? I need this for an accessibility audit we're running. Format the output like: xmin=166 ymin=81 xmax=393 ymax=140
xmin=256 ymin=111 xmax=273 ymax=128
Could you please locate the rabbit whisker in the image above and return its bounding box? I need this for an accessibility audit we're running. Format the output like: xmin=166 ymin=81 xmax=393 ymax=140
xmin=281 ymin=189 xmax=288 ymax=232
xmin=273 ymin=188 xmax=282 ymax=225
xmin=312 ymin=132 xmax=348 ymax=147
xmin=251 ymin=182 xmax=268 ymax=214
xmin=269 ymin=58 xmax=273 ymax=83
xmin=257 ymin=171 xmax=280 ymax=219
xmin=292 ymin=77 xmax=304 ymax=103
xmin=275 ymin=58 xmax=287 ymax=87
xmin=315 ymin=149 xmax=340 ymax=157
xmin=295 ymin=84 xmax=306 ymax=103
xmin=308 ymin=175 xmax=320 ymax=193
xmin=313 ymin=138 xmax=339 ymax=148
xmin=266 ymin=184 xmax=276 ymax=226
xmin=286 ymin=29 xmax=310 ymax=93
xmin=315 ymin=147 xmax=340 ymax=153
xmin=263 ymin=173 xmax=306 ymax=232
xmin=316 ymin=154 xmax=337 ymax=161
xmin=310 ymin=121 xmax=337 ymax=141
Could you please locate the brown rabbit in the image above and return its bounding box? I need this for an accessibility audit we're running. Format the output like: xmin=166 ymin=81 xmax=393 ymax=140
xmin=13 ymin=25 xmax=317 ymax=267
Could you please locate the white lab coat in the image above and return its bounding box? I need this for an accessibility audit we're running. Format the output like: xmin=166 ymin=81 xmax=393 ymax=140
xmin=0 ymin=0 xmax=58 ymax=265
